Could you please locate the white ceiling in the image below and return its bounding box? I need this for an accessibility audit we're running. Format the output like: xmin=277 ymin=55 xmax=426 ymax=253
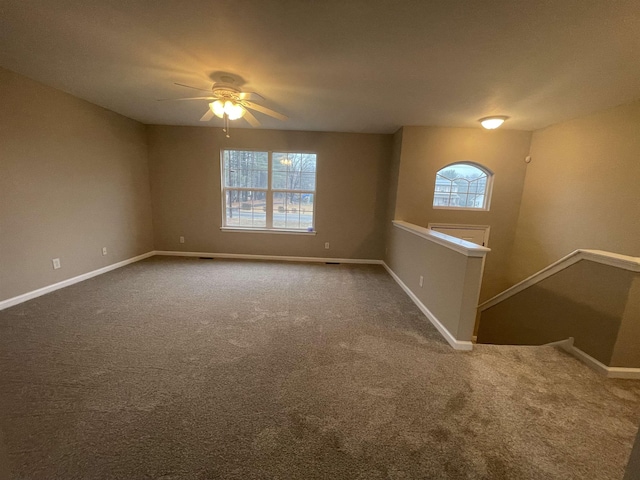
xmin=2 ymin=0 xmax=640 ymax=133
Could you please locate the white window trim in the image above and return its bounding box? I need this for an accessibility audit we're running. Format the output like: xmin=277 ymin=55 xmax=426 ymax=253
xmin=220 ymin=149 xmax=317 ymax=233
xmin=427 ymin=223 xmax=491 ymax=247
xmin=220 ymin=227 xmax=317 ymax=235
xmin=432 ymin=161 xmax=494 ymax=211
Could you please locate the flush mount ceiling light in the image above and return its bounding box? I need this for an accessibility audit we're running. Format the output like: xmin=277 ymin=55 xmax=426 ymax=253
xmin=479 ymin=116 xmax=509 ymax=129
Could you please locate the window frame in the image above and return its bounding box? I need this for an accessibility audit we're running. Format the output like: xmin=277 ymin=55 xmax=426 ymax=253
xmin=432 ymin=161 xmax=494 ymax=211
xmin=220 ymin=149 xmax=318 ymax=234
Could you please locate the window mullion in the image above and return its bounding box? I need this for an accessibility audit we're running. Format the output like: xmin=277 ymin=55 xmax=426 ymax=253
xmin=222 ymin=187 xmax=227 ymax=227
xmin=433 ymin=162 xmax=492 ymax=210
xmin=266 ymin=152 xmax=273 ymax=228
xmin=220 ymin=151 xmax=227 ymax=227
xmin=271 ymin=189 xmax=315 ymax=193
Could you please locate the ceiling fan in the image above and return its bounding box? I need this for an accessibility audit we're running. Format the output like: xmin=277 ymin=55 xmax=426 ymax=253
xmin=161 ymin=77 xmax=287 ymax=137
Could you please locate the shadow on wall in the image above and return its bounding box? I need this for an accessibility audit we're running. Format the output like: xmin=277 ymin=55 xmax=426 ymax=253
xmin=477 ymin=284 xmax=621 ymax=365
xmin=477 ymin=254 xmax=640 ymax=369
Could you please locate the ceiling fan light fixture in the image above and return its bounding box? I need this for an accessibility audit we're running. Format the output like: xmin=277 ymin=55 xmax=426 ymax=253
xmin=223 ymin=100 xmax=234 ymax=114
xmin=227 ymin=103 xmax=246 ymax=120
xmin=174 ymin=80 xmax=286 ymax=134
xmin=211 ymin=100 xmax=225 ymax=118
xmin=211 ymin=100 xmax=246 ymax=120
xmin=479 ymin=115 xmax=509 ymax=129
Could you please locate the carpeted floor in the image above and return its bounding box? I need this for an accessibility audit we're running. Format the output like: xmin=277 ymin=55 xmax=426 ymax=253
xmin=0 ymin=257 xmax=639 ymax=479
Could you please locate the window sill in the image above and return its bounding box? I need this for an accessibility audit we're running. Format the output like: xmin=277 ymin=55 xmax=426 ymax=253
xmin=220 ymin=227 xmax=317 ymax=235
xmin=432 ymin=206 xmax=490 ymax=212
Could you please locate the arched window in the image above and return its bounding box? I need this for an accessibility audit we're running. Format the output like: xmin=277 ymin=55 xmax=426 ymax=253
xmin=433 ymin=162 xmax=493 ymax=210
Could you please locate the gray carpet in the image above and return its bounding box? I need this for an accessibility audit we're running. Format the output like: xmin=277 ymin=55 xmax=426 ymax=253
xmin=0 ymin=257 xmax=639 ymax=479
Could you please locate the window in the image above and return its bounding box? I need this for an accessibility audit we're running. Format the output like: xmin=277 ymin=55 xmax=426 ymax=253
xmin=433 ymin=162 xmax=493 ymax=210
xmin=221 ymin=150 xmax=317 ymax=232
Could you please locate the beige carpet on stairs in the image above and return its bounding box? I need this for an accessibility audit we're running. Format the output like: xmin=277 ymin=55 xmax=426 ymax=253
xmin=0 ymin=257 xmax=638 ymax=479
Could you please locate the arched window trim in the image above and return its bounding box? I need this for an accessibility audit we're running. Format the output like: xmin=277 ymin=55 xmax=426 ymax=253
xmin=433 ymin=161 xmax=494 ymax=211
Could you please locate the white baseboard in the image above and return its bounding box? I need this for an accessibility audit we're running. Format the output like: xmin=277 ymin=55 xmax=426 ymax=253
xmin=555 ymin=338 xmax=640 ymax=379
xmin=0 ymin=251 xmax=155 ymax=311
xmin=0 ymin=251 xmax=383 ymax=311
xmin=154 ymin=250 xmax=384 ymax=265
xmin=381 ymin=262 xmax=473 ymax=351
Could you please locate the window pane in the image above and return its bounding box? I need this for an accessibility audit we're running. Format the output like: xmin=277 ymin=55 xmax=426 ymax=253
xmin=273 ymin=192 xmax=314 ymax=230
xmin=300 ymin=173 xmax=316 ymax=191
xmin=300 ymin=153 xmax=317 ymax=173
xmin=224 ymin=189 xmax=267 ymax=228
xmin=223 ymin=150 xmax=268 ymax=188
xmin=433 ymin=163 xmax=490 ymax=209
xmin=272 ymin=152 xmax=317 ymax=191
xmin=272 ymin=171 xmax=286 ymax=190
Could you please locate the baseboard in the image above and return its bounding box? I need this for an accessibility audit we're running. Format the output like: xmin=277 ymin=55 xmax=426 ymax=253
xmin=556 ymin=338 xmax=640 ymax=379
xmin=381 ymin=262 xmax=473 ymax=351
xmin=0 ymin=251 xmax=155 ymax=311
xmin=1 ymin=250 xmax=383 ymax=311
xmin=154 ymin=250 xmax=384 ymax=265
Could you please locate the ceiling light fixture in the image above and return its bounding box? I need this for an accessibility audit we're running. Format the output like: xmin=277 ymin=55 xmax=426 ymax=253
xmin=210 ymin=100 xmax=246 ymax=120
xmin=169 ymin=79 xmax=288 ymax=139
xmin=479 ymin=116 xmax=509 ymax=130
xmin=210 ymin=100 xmax=246 ymax=138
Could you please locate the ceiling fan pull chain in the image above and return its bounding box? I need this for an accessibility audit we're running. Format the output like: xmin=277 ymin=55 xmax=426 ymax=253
xmin=224 ymin=113 xmax=231 ymax=138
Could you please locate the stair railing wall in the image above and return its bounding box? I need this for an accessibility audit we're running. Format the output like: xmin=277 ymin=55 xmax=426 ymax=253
xmin=476 ymin=250 xmax=640 ymax=376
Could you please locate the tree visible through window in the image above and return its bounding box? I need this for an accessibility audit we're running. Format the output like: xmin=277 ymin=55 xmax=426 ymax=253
xmin=433 ymin=163 xmax=492 ymax=210
xmin=221 ymin=150 xmax=317 ymax=231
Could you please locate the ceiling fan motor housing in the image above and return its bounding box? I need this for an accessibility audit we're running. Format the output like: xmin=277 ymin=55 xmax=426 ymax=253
xmin=212 ymin=85 xmax=241 ymax=101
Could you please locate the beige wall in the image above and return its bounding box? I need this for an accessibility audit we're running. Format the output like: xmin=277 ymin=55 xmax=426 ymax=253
xmin=612 ymin=276 xmax=640 ymax=367
xmin=509 ymin=100 xmax=640 ymax=283
xmin=478 ymin=261 xmax=636 ymax=366
xmin=383 ymin=128 xmax=404 ymax=254
xmin=0 ymin=68 xmax=154 ymax=302
xmin=386 ymin=224 xmax=485 ymax=342
xmin=146 ymin=126 xmax=392 ymax=259
xmin=393 ymin=126 xmax=532 ymax=300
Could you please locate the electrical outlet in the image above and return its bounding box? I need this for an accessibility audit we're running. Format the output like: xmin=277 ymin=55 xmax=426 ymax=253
xmin=419 ymin=275 xmax=424 ymax=287
xmin=102 ymin=247 xmax=107 ymax=256
xmin=179 ymin=236 xmax=185 ymax=244
xmin=52 ymin=258 xmax=61 ymax=270
xmin=324 ymin=242 xmax=330 ymax=249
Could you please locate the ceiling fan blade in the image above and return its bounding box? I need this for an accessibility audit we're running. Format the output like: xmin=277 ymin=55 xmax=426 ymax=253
xmin=242 ymin=110 xmax=261 ymax=127
xmin=174 ymin=82 xmax=212 ymax=93
xmin=243 ymin=101 xmax=288 ymax=121
xmin=200 ymin=109 xmax=215 ymax=121
xmin=239 ymin=91 xmax=264 ymax=101
xmin=157 ymin=96 xmax=216 ymax=101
